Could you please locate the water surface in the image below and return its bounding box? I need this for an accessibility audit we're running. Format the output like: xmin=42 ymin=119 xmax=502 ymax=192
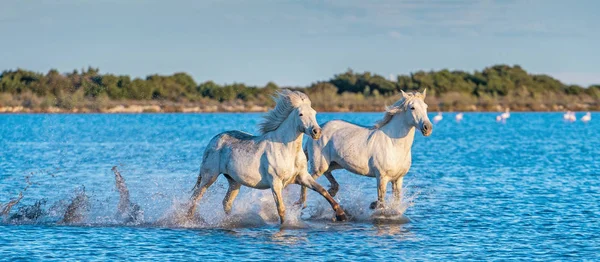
xmin=1 ymin=112 xmax=599 ymax=260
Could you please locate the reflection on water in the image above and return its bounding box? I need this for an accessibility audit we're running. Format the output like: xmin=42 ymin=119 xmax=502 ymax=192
xmin=270 ymin=230 xmax=309 ymax=245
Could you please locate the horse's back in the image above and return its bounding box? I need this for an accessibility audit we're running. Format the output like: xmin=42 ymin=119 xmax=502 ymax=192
xmin=204 ymin=130 xmax=275 ymax=188
xmin=215 ymin=130 xmax=254 ymax=144
xmin=306 ymin=120 xmax=372 ymax=175
xmin=322 ymin=119 xmax=372 ymax=146
xmin=201 ymin=130 xmax=255 ymax=169
xmin=321 ymin=119 xmax=370 ymax=135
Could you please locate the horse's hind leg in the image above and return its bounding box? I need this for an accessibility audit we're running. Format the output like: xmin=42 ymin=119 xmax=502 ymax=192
xmin=324 ymin=171 xmax=339 ymax=197
xmin=187 ymin=172 xmax=219 ymax=219
xmin=296 ymin=172 xmax=347 ymax=222
xmin=222 ymin=175 xmax=241 ymax=215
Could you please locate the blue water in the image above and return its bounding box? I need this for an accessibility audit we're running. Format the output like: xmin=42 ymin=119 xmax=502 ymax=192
xmin=1 ymin=112 xmax=599 ymax=260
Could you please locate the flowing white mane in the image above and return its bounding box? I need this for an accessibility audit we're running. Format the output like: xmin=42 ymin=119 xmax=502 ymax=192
xmin=373 ymin=90 xmax=426 ymax=129
xmin=259 ymin=89 xmax=311 ymax=134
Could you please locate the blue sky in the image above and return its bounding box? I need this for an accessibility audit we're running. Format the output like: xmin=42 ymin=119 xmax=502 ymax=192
xmin=1 ymin=0 xmax=598 ymax=86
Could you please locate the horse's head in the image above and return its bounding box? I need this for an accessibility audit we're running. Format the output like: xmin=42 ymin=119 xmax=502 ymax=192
xmin=401 ymin=89 xmax=432 ymax=136
xmin=259 ymin=89 xmax=321 ymax=140
xmin=295 ymin=103 xmax=321 ymax=140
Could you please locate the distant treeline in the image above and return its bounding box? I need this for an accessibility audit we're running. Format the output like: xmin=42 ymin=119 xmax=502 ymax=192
xmin=1 ymin=65 xmax=598 ymax=112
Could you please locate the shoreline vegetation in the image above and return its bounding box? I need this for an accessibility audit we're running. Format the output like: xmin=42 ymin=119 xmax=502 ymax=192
xmin=1 ymin=64 xmax=598 ymax=113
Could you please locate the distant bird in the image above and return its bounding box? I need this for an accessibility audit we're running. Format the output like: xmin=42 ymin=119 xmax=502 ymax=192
xmin=563 ymin=111 xmax=572 ymax=120
xmin=455 ymin=112 xmax=464 ymax=122
xmin=496 ymin=115 xmax=504 ymax=123
xmin=501 ymin=108 xmax=510 ymax=119
xmin=433 ymin=112 xmax=443 ymax=123
xmin=570 ymin=112 xmax=577 ymax=122
xmin=581 ymin=112 xmax=591 ymax=123
xmin=564 ymin=111 xmax=576 ymax=122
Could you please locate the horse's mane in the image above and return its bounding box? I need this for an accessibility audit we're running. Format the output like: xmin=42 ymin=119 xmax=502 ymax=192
xmin=373 ymin=91 xmax=425 ymax=129
xmin=259 ymin=89 xmax=311 ymax=134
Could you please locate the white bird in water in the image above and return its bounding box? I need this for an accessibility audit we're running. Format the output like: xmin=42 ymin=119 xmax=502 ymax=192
xmin=563 ymin=111 xmax=572 ymax=120
xmin=455 ymin=112 xmax=464 ymax=122
xmin=581 ymin=112 xmax=591 ymax=123
xmin=563 ymin=111 xmax=576 ymax=122
xmin=433 ymin=112 xmax=443 ymax=123
xmin=496 ymin=115 xmax=504 ymax=123
xmin=501 ymin=108 xmax=510 ymax=119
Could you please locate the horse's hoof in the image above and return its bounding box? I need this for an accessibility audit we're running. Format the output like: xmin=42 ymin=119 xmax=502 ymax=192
xmin=369 ymin=201 xmax=378 ymax=210
xmin=369 ymin=201 xmax=384 ymax=210
xmin=335 ymin=213 xmax=348 ymax=222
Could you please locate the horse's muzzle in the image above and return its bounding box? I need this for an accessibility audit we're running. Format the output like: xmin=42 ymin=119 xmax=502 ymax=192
xmin=311 ymin=127 xmax=322 ymax=140
xmin=421 ymin=122 xmax=433 ymax=136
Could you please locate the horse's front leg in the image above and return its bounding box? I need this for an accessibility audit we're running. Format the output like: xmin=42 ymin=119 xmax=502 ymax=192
xmin=391 ymin=176 xmax=404 ymax=207
xmin=297 ymin=186 xmax=308 ymax=209
xmin=370 ymin=174 xmax=388 ymax=210
xmin=296 ymin=172 xmax=347 ymax=221
xmin=270 ymin=178 xmax=286 ymax=224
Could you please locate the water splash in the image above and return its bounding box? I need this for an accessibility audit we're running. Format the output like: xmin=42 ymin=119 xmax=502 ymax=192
xmin=60 ymin=186 xmax=89 ymax=224
xmin=0 ymin=192 xmax=24 ymax=217
xmin=298 ymin=181 xmax=419 ymax=225
xmin=112 ymin=166 xmax=143 ymax=224
xmin=1 ymin=174 xmax=33 ymax=220
xmin=0 ymin=168 xmax=418 ymax=229
xmin=10 ymin=199 xmax=47 ymax=223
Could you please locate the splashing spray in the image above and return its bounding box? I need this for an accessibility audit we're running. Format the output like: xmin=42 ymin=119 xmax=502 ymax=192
xmin=1 ymin=175 xmax=33 ymax=218
xmin=112 ymin=166 xmax=143 ymax=224
xmin=60 ymin=186 xmax=89 ymax=224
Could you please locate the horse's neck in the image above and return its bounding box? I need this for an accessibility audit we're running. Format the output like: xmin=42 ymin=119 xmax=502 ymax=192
xmin=379 ymin=114 xmax=416 ymax=150
xmin=264 ymin=114 xmax=303 ymax=153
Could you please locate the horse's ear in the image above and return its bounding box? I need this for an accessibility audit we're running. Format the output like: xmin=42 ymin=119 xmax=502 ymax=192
xmin=422 ymin=89 xmax=427 ymax=98
xmin=400 ymin=90 xmax=408 ymax=98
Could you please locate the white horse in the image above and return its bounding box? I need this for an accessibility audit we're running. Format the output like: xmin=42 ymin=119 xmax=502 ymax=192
xmin=298 ymin=90 xmax=433 ymax=209
xmin=187 ymin=90 xmax=347 ymax=224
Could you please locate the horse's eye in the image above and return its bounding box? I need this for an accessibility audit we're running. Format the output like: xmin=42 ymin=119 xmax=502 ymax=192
xmin=410 ymin=107 xmax=415 ymax=110
xmin=299 ymin=113 xmax=303 ymax=117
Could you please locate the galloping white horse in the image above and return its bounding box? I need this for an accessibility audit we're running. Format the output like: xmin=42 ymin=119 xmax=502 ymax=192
xmin=298 ymin=90 xmax=432 ymax=209
xmin=187 ymin=90 xmax=347 ymax=224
